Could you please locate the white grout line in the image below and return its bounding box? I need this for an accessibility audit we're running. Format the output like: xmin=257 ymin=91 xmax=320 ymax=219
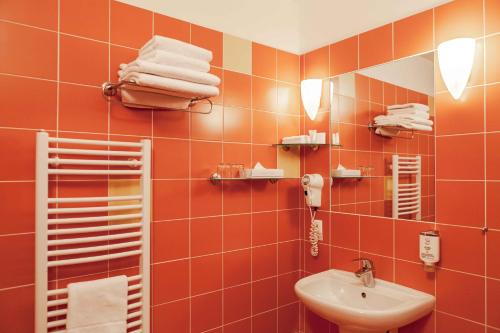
xmin=482 ymin=2 xmax=488 ymax=331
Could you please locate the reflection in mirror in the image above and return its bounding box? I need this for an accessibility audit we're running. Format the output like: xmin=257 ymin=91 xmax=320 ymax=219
xmin=330 ymin=52 xmax=435 ymax=222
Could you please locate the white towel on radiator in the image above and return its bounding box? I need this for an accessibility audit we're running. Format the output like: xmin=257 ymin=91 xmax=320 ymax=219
xmin=121 ymin=71 xmax=219 ymax=97
xmin=119 ymin=60 xmax=220 ymax=86
xmin=140 ymin=35 xmax=213 ymax=62
xmin=67 ymin=276 xmax=128 ymax=333
xmin=139 ymin=49 xmax=210 ymax=73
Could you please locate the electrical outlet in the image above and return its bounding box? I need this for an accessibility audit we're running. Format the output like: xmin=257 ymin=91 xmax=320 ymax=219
xmin=313 ymin=219 xmax=323 ymax=241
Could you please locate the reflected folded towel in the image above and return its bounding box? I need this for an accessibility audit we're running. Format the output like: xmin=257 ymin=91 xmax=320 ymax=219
xmin=119 ymin=60 xmax=220 ymax=86
xmin=387 ymin=109 xmax=430 ymax=119
xmin=67 ymin=276 xmax=127 ymax=333
xmin=121 ymin=72 xmax=219 ymax=97
xmin=140 ymin=35 xmax=213 ymax=62
xmin=139 ymin=50 xmax=210 ymax=72
xmin=387 ymin=103 xmax=430 ymax=112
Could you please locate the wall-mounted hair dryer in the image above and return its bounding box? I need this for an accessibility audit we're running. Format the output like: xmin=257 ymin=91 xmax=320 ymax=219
xmin=302 ymin=174 xmax=324 ymax=257
xmin=301 ymin=174 xmax=324 ymax=208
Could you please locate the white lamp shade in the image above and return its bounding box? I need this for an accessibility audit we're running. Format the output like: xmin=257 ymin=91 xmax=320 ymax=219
xmin=437 ymin=38 xmax=476 ymax=100
xmin=301 ymin=79 xmax=322 ymax=120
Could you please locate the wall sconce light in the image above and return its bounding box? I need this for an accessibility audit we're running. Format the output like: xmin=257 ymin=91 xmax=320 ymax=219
xmin=301 ymin=79 xmax=322 ymax=120
xmin=437 ymin=38 xmax=476 ymax=100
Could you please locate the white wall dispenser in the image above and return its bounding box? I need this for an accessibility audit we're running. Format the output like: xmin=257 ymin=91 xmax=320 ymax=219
xmin=419 ymin=230 xmax=440 ymax=271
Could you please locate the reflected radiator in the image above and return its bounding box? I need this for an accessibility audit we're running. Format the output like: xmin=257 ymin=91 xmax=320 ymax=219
xmin=392 ymin=155 xmax=421 ymax=220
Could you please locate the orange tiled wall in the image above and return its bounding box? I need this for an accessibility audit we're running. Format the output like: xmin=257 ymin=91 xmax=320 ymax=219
xmin=0 ymin=1 xmax=304 ymax=332
xmin=300 ymin=0 xmax=500 ymax=332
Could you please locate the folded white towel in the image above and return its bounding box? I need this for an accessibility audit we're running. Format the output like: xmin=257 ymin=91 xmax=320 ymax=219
xmin=387 ymin=103 xmax=429 ymax=112
xmin=374 ymin=115 xmax=433 ymax=126
xmin=387 ymin=109 xmax=430 ymax=119
xmin=140 ymin=35 xmax=213 ymax=62
xmin=67 ymin=276 xmax=127 ymax=333
xmin=121 ymin=72 xmax=219 ymax=97
xmin=139 ymin=50 xmax=210 ymax=73
xmin=120 ymin=87 xmax=192 ymax=110
xmin=119 ymin=60 xmax=220 ymax=86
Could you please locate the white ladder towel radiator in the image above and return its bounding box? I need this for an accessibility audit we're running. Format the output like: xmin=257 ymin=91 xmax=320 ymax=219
xmin=35 ymin=132 xmax=151 ymax=333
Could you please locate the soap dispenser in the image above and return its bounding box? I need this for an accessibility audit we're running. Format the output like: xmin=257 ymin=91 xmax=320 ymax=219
xmin=419 ymin=230 xmax=440 ymax=271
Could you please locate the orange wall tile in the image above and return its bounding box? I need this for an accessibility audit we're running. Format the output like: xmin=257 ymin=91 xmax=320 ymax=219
xmin=153 ymin=13 xmax=190 ymax=43
xmin=434 ymin=0 xmax=484 ymax=45
xmin=252 ymin=42 xmax=277 ymax=79
xmin=60 ymin=0 xmax=109 ymax=41
xmin=0 ymin=21 xmax=57 ymax=80
xmin=359 ymin=24 xmax=393 ymax=69
xmin=394 ymin=9 xmax=433 ymax=59
xmin=304 ymin=46 xmax=329 ymax=79
xmin=110 ymin=0 xmax=152 ymax=48
xmin=0 ymin=0 xmax=57 ymax=30
xmin=330 ymin=36 xmax=358 ymax=76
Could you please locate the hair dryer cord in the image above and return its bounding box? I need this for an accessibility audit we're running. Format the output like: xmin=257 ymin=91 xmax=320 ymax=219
xmin=308 ymin=206 xmax=319 ymax=257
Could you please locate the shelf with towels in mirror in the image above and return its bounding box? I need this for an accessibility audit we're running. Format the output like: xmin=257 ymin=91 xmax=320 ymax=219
xmin=272 ymin=143 xmax=342 ymax=151
xmin=209 ymin=173 xmax=299 ymax=185
xmin=367 ymin=123 xmax=416 ymax=139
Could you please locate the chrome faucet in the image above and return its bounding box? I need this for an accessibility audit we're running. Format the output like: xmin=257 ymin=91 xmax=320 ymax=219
xmin=353 ymin=258 xmax=375 ymax=288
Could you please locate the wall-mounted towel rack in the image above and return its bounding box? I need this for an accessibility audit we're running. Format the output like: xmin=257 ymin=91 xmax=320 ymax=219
xmin=102 ymin=81 xmax=213 ymax=114
xmin=368 ymin=123 xmax=415 ymax=139
xmin=392 ymin=155 xmax=421 ymax=220
xmin=36 ymin=132 xmax=151 ymax=333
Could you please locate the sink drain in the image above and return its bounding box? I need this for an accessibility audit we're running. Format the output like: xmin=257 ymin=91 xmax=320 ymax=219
xmin=361 ymin=292 xmax=366 ymax=298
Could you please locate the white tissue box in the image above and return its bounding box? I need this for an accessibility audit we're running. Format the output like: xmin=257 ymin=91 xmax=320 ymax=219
xmin=332 ymin=169 xmax=361 ymax=177
xmin=282 ymin=135 xmax=310 ymax=144
xmin=245 ymin=168 xmax=284 ymax=178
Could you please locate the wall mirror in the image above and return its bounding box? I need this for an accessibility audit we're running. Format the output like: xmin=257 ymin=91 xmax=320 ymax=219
xmin=329 ymin=52 xmax=436 ymax=222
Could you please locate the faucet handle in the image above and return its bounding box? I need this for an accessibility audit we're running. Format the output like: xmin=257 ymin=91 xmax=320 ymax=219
xmin=352 ymin=257 xmax=374 ymax=269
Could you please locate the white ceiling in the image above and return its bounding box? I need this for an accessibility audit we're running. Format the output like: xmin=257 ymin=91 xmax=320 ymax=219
xmin=118 ymin=0 xmax=451 ymax=54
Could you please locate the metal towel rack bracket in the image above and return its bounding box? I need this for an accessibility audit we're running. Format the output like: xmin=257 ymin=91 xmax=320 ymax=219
xmin=102 ymin=81 xmax=213 ymax=114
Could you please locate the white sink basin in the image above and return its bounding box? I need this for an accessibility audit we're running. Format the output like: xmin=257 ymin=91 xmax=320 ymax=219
xmin=295 ymin=269 xmax=435 ymax=333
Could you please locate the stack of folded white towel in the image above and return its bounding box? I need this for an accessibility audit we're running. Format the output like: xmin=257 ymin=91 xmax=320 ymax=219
xmin=373 ymin=103 xmax=433 ymax=135
xmin=118 ymin=35 xmax=221 ymax=109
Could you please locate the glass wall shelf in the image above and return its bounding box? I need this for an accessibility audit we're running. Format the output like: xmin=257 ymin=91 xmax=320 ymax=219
xmin=209 ymin=173 xmax=299 ymax=185
xmin=272 ymin=143 xmax=342 ymax=151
